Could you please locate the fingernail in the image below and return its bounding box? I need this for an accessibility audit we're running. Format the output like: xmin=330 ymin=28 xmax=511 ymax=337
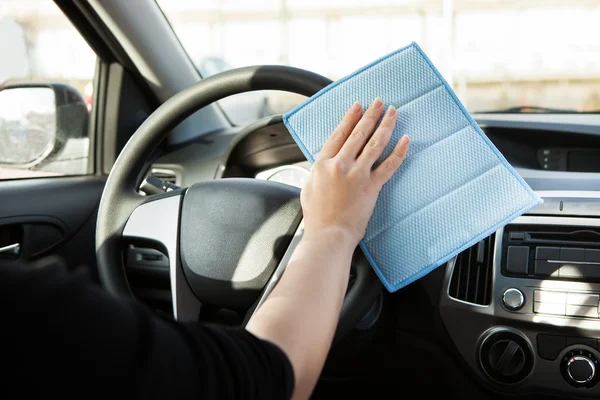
xmin=372 ymin=98 xmax=383 ymax=109
xmin=350 ymin=102 xmax=362 ymax=114
xmin=385 ymin=105 xmax=396 ymax=117
xmin=400 ymin=135 xmax=410 ymax=145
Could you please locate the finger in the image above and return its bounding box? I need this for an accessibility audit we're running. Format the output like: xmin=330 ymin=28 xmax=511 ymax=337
xmin=317 ymin=102 xmax=363 ymax=160
xmin=338 ymin=98 xmax=384 ymax=160
xmin=357 ymin=105 xmax=397 ymax=167
xmin=372 ymin=135 xmax=410 ymax=186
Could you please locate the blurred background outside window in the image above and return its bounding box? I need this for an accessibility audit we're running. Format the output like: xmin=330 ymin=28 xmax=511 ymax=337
xmin=2 ymin=0 xmax=600 ymax=129
xmin=156 ymin=0 xmax=600 ymax=124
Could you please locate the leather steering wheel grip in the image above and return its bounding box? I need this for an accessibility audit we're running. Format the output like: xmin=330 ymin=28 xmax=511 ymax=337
xmin=95 ymin=65 xmax=382 ymax=339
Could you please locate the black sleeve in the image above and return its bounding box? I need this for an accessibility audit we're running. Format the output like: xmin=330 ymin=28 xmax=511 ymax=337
xmin=0 ymin=256 xmax=294 ymax=399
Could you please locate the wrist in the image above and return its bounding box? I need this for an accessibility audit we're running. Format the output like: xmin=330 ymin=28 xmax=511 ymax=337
xmin=302 ymin=226 xmax=359 ymax=252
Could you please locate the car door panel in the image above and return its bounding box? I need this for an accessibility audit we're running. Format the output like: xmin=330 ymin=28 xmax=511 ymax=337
xmin=0 ymin=176 xmax=105 ymax=273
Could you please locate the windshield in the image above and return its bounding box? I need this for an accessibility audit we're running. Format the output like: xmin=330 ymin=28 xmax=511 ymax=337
xmin=158 ymin=0 xmax=600 ymax=124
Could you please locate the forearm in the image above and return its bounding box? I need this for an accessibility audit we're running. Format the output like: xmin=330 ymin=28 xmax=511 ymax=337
xmin=246 ymin=228 xmax=355 ymax=400
xmin=247 ymin=99 xmax=409 ymax=399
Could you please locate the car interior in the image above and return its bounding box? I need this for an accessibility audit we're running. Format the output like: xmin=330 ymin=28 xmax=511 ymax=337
xmin=3 ymin=0 xmax=600 ymax=399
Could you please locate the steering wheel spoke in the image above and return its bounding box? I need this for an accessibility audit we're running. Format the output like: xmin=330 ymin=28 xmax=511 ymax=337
xmin=122 ymin=193 xmax=201 ymax=321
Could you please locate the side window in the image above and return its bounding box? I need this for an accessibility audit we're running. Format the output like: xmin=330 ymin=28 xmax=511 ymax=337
xmin=0 ymin=1 xmax=96 ymax=180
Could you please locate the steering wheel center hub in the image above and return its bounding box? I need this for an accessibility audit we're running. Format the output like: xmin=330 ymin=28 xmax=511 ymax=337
xmin=180 ymin=179 xmax=302 ymax=309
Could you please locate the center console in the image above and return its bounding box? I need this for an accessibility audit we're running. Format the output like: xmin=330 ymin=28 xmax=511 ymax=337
xmin=440 ymin=192 xmax=600 ymax=398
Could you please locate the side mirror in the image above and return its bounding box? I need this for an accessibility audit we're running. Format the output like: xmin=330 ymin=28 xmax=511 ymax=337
xmin=0 ymin=83 xmax=89 ymax=168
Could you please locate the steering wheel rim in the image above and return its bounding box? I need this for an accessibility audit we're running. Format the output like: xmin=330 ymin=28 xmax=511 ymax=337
xmin=95 ymin=65 xmax=382 ymax=340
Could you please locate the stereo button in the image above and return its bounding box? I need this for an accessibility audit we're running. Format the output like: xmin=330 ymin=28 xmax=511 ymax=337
xmin=502 ymin=288 xmax=525 ymax=311
xmin=534 ymin=290 xmax=566 ymax=304
xmin=566 ymin=305 xmax=599 ymax=319
xmin=507 ymin=246 xmax=528 ymax=275
xmin=536 ymin=246 xmax=560 ymax=260
xmin=567 ymin=293 xmax=599 ymax=307
xmin=534 ymin=302 xmax=566 ymax=315
xmin=559 ymin=264 xmax=587 ymax=279
xmin=561 ymin=248 xmax=585 ymax=262
xmin=585 ymin=249 xmax=600 ymax=262
xmin=588 ymin=265 xmax=600 ymax=279
xmin=534 ymin=260 xmax=559 ymax=277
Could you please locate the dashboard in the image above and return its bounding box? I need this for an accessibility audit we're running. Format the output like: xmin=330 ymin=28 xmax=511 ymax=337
xmin=132 ymin=113 xmax=600 ymax=399
xmin=441 ymin=210 xmax=600 ymax=397
xmin=253 ymin=165 xmax=600 ymax=396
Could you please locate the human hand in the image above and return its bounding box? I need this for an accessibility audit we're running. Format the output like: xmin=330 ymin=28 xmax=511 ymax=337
xmin=301 ymin=98 xmax=410 ymax=247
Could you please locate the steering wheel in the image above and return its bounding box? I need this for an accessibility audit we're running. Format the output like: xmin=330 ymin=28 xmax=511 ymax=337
xmin=95 ymin=66 xmax=382 ymax=341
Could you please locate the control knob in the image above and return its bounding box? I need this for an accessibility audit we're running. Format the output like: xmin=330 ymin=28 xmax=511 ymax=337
xmin=561 ymin=349 xmax=599 ymax=388
xmin=502 ymin=288 xmax=524 ymax=311
xmin=480 ymin=330 xmax=534 ymax=384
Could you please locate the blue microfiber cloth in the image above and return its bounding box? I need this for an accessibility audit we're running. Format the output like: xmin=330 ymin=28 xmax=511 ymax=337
xmin=283 ymin=42 xmax=542 ymax=292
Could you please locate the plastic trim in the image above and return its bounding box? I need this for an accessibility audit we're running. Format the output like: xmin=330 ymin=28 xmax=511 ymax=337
xmin=122 ymin=194 xmax=201 ymax=321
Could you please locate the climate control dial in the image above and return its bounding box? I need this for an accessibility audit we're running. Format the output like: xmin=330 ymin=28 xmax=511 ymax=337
xmin=561 ymin=349 xmax=599 ymax=388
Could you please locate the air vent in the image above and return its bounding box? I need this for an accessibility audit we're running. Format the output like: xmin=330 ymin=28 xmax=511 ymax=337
xmin=152 ymin=169 xmax=178 ymax=185
xmin=449 ymin=234 xmax=495 ymax=305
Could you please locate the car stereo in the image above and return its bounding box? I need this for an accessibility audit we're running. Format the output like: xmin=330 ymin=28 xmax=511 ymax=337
xmin=440 ymin=195 xmax=600 ymax=398
xmin=538 ymin=148 xmax=600 ymax=172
